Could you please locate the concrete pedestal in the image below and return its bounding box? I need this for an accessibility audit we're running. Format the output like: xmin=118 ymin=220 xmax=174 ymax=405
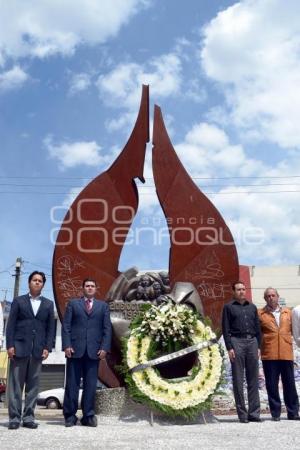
xmin=95 ymin=387 xmax=218 ymax=424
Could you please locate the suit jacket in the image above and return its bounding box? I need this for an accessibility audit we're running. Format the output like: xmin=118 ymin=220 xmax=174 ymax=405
xmin=62 ymin=298 xmax=112 ymax=359
xmin=6 ymin=294 xmax=55 ymax=359
xmin=258 ymin=306 xmax=293 ymax=360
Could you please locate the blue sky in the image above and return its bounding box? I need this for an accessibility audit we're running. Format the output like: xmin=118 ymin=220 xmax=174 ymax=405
xmin=0 ymin=0 xmax=299 ymax=300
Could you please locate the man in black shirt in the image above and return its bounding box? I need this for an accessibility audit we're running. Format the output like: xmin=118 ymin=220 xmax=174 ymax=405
xmin=222 ymin=281 xmax=261 ymax=423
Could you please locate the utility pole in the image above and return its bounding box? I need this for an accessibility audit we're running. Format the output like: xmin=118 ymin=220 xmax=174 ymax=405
xmin=12 ymin=257 xmax=22 ymax=299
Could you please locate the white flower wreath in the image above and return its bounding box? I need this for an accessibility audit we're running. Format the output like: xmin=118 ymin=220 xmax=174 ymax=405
xmin=125 ymin=304 xmax=223 ymax=413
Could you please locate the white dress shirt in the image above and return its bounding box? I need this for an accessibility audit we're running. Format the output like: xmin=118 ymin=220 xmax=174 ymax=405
xmin=271 ymin=307 xmax=281 ymax=327
xmin=29 ymin=294 xmax=41 ymax=316
xmin=292 ymin=305 xmax=300 ymax=347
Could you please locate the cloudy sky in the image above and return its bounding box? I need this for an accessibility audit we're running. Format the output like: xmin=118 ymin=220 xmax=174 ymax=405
xmin=0 ymin=0 xmax=299 ymax=300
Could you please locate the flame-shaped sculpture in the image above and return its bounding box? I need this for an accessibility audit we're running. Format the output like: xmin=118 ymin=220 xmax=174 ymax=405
xmin=52 ymin=85 xmax=149 ymax=320
xmin=53 ymin=87 xmax=239 ymax=339
xmin=152 ymin=105 xmax=239 ymax=331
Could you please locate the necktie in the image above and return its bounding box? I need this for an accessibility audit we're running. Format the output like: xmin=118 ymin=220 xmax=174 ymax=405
xmin=85 ymin=299 xmax=92 ymax=314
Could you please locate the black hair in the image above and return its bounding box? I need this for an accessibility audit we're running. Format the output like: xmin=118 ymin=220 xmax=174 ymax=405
xmin=232 ymin=281 xmax=246 ymax=291
xmin=82 ymin=278 xmax=97 ymax=288
xmin=28 ymin=271 xmax=46 ymax=284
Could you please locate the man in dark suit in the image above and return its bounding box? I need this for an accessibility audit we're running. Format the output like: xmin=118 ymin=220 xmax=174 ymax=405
xmin=6 ymin=271 xmax=55 ymax=429
xmin=222 ymin=281 xmax=261 ymax=423
xmin=62 ymin=278 xmax=112 ymax=427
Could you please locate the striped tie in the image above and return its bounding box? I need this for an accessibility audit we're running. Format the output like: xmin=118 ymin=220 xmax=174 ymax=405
xmin=85 ymin=299 xmax=92 ymax=314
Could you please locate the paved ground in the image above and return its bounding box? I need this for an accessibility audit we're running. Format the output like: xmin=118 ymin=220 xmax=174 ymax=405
xmin=0 ymin=409 xmax=300 ymax=450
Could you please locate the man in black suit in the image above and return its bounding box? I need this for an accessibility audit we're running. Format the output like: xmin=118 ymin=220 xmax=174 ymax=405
xmin=62 ymin=278 xmax=112 ymax=427
xmin=6 ymin=271 xmax=55 ymax=429
xmin=222 ymin=281 xmax=261 ymax=423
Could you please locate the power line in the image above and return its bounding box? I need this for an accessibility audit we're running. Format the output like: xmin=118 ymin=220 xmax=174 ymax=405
xmin=0 ymin=175 xmax=300 ymax=180
xmin=138 ymin=183 xmax=300 ymax=189
xmin=0 ymin=190 xmax=299 ymax=195
xmin=1 ymin=182 xmax=300 ymax=188
xmin=0 ymin=190 xmax=300 ymax=195
xmin=23 ymin=260 xmax=52 ymax=270
xmin=0 ymin=176 xmax=91 ymax=180
xmin=0 ymin=183 xmax=84 ymax=187
xmin=190 ymin=175 xmax=300 ymax=180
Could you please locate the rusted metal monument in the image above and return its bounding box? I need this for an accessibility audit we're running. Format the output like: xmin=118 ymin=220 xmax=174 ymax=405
xmin=52 ymin=85 xmax=239 ymax=386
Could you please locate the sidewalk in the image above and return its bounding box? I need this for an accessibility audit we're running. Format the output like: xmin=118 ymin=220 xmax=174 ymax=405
xmin=0 ymin=406 xmax=62 ymax=419
xmin=1 ymin=411 xmax=300 ymax=450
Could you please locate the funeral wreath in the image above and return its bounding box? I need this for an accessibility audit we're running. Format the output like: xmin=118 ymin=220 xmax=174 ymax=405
xmin=122 ymin=301 xmax=223 ymax=419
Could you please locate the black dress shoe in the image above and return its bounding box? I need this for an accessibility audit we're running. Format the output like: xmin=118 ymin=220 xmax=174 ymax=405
xmin=8 ymin=422 xmax=20 ymax=430
xmin=248 ymin=417 xmax=262 ymax=422
xmin=288 ymin=416 xmax=300 ymax=420
xmin=239 ymin=418 xmax=249 ymax=423
xmin=65 ymin=419 xmax=78 ymax=427
xmin=272 ymin=417 xmax=280 ymax=421
xmin=81 ymin=416 xmax=98 ymax=427
xmin=23 ymin=422 xmax=38 ymax=429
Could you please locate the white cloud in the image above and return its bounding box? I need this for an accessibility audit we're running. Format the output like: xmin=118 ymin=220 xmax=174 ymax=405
xmin=201 ymin=0 xmax=300 ymax=149
xmin=136 ymin=120 xmax=300 ymax=265
xmin=68 ymin=72 xmax=91 ymax=95
xmin=45 ymin=136 xmax=103 ymax=170
xmin=138 ymin=121 xmax=265 ymax=213
xmin=0 ymin=66 xmax=28 ymax=92
xmin=105 ymin=110 xmax=137 ymax=133
xmin=175 ymin=122 xmax=264 ymax=177
xmin=97 ymin=53 xmax=182 ymax=107
xmin=0 ymin=0 xmax=148 ymax=65
xmin=45 ymin=134 xmax=121 ymax=173
xmin=58 ymin=144 xmax=120 ymax=207
xmin=96 ymin=52 xmax=182 ymax=131
xmin=213 ymin=184 xmax=300 ymax=265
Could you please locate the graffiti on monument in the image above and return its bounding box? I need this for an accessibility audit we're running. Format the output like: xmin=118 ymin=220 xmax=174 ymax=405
xmin=52 ymin=85 xmax=239 ymax=385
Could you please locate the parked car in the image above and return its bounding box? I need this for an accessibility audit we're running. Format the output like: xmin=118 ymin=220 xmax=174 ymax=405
xmin=37 ymin=387 xmax=76 ymax=409
xmin=0 ymin=379 xmax=6 ymax=402
xmin=37 ymin=381 xmax=106 ymax=409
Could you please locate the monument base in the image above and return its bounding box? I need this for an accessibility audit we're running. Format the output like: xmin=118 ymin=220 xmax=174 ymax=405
xmin=95 ymin=388 xmax=218 ymax=425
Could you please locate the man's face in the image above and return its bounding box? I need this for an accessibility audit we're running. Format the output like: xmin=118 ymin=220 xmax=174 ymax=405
xmin=83 ymin=281 xmax=97 ymax=299
xmin=153 ymin=282 xmax=161 ymax=294
xmin=233 ymin=283 xmax=246 ymax=301
xmin=140 ymin=276 xmax=150 ymax=287
xmin=29 ymin=274 xmax=44 ymax=297
xmin=264 ymin=289 xmax=279 ymax=310
xmin=160 ymin=272 xmax=170 ymax=285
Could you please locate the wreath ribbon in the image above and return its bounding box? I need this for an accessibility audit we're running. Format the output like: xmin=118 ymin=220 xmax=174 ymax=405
xmin=130 ymin=338 xmax=218 ymax=373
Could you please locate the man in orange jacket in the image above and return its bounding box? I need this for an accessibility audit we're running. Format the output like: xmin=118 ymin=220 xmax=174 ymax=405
xmin=258 ymin=287 xmax=299 ymax=421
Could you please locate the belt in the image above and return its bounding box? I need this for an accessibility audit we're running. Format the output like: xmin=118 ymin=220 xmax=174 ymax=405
xmin=232 ymin=333 xmax=255 ymax=339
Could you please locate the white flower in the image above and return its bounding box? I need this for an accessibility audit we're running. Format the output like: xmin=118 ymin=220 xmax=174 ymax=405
xmin=126 ymin=308 xmax=223 ymax=412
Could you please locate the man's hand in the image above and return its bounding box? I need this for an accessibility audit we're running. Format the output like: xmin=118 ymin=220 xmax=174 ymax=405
xmin=7 ymin=347 xmax=15 ymax=359
xmin=228 ymin=349 xmax=235 ymax=362
xmin=42 ymin=349 xmax=49 ymax=360
xmin=64 ymin=347 xmax=74 ymax=358
xmin=258 ymin=349 xmax=261 ymax=359
xmin=97 ymin=349 xmax=107 ymax=360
